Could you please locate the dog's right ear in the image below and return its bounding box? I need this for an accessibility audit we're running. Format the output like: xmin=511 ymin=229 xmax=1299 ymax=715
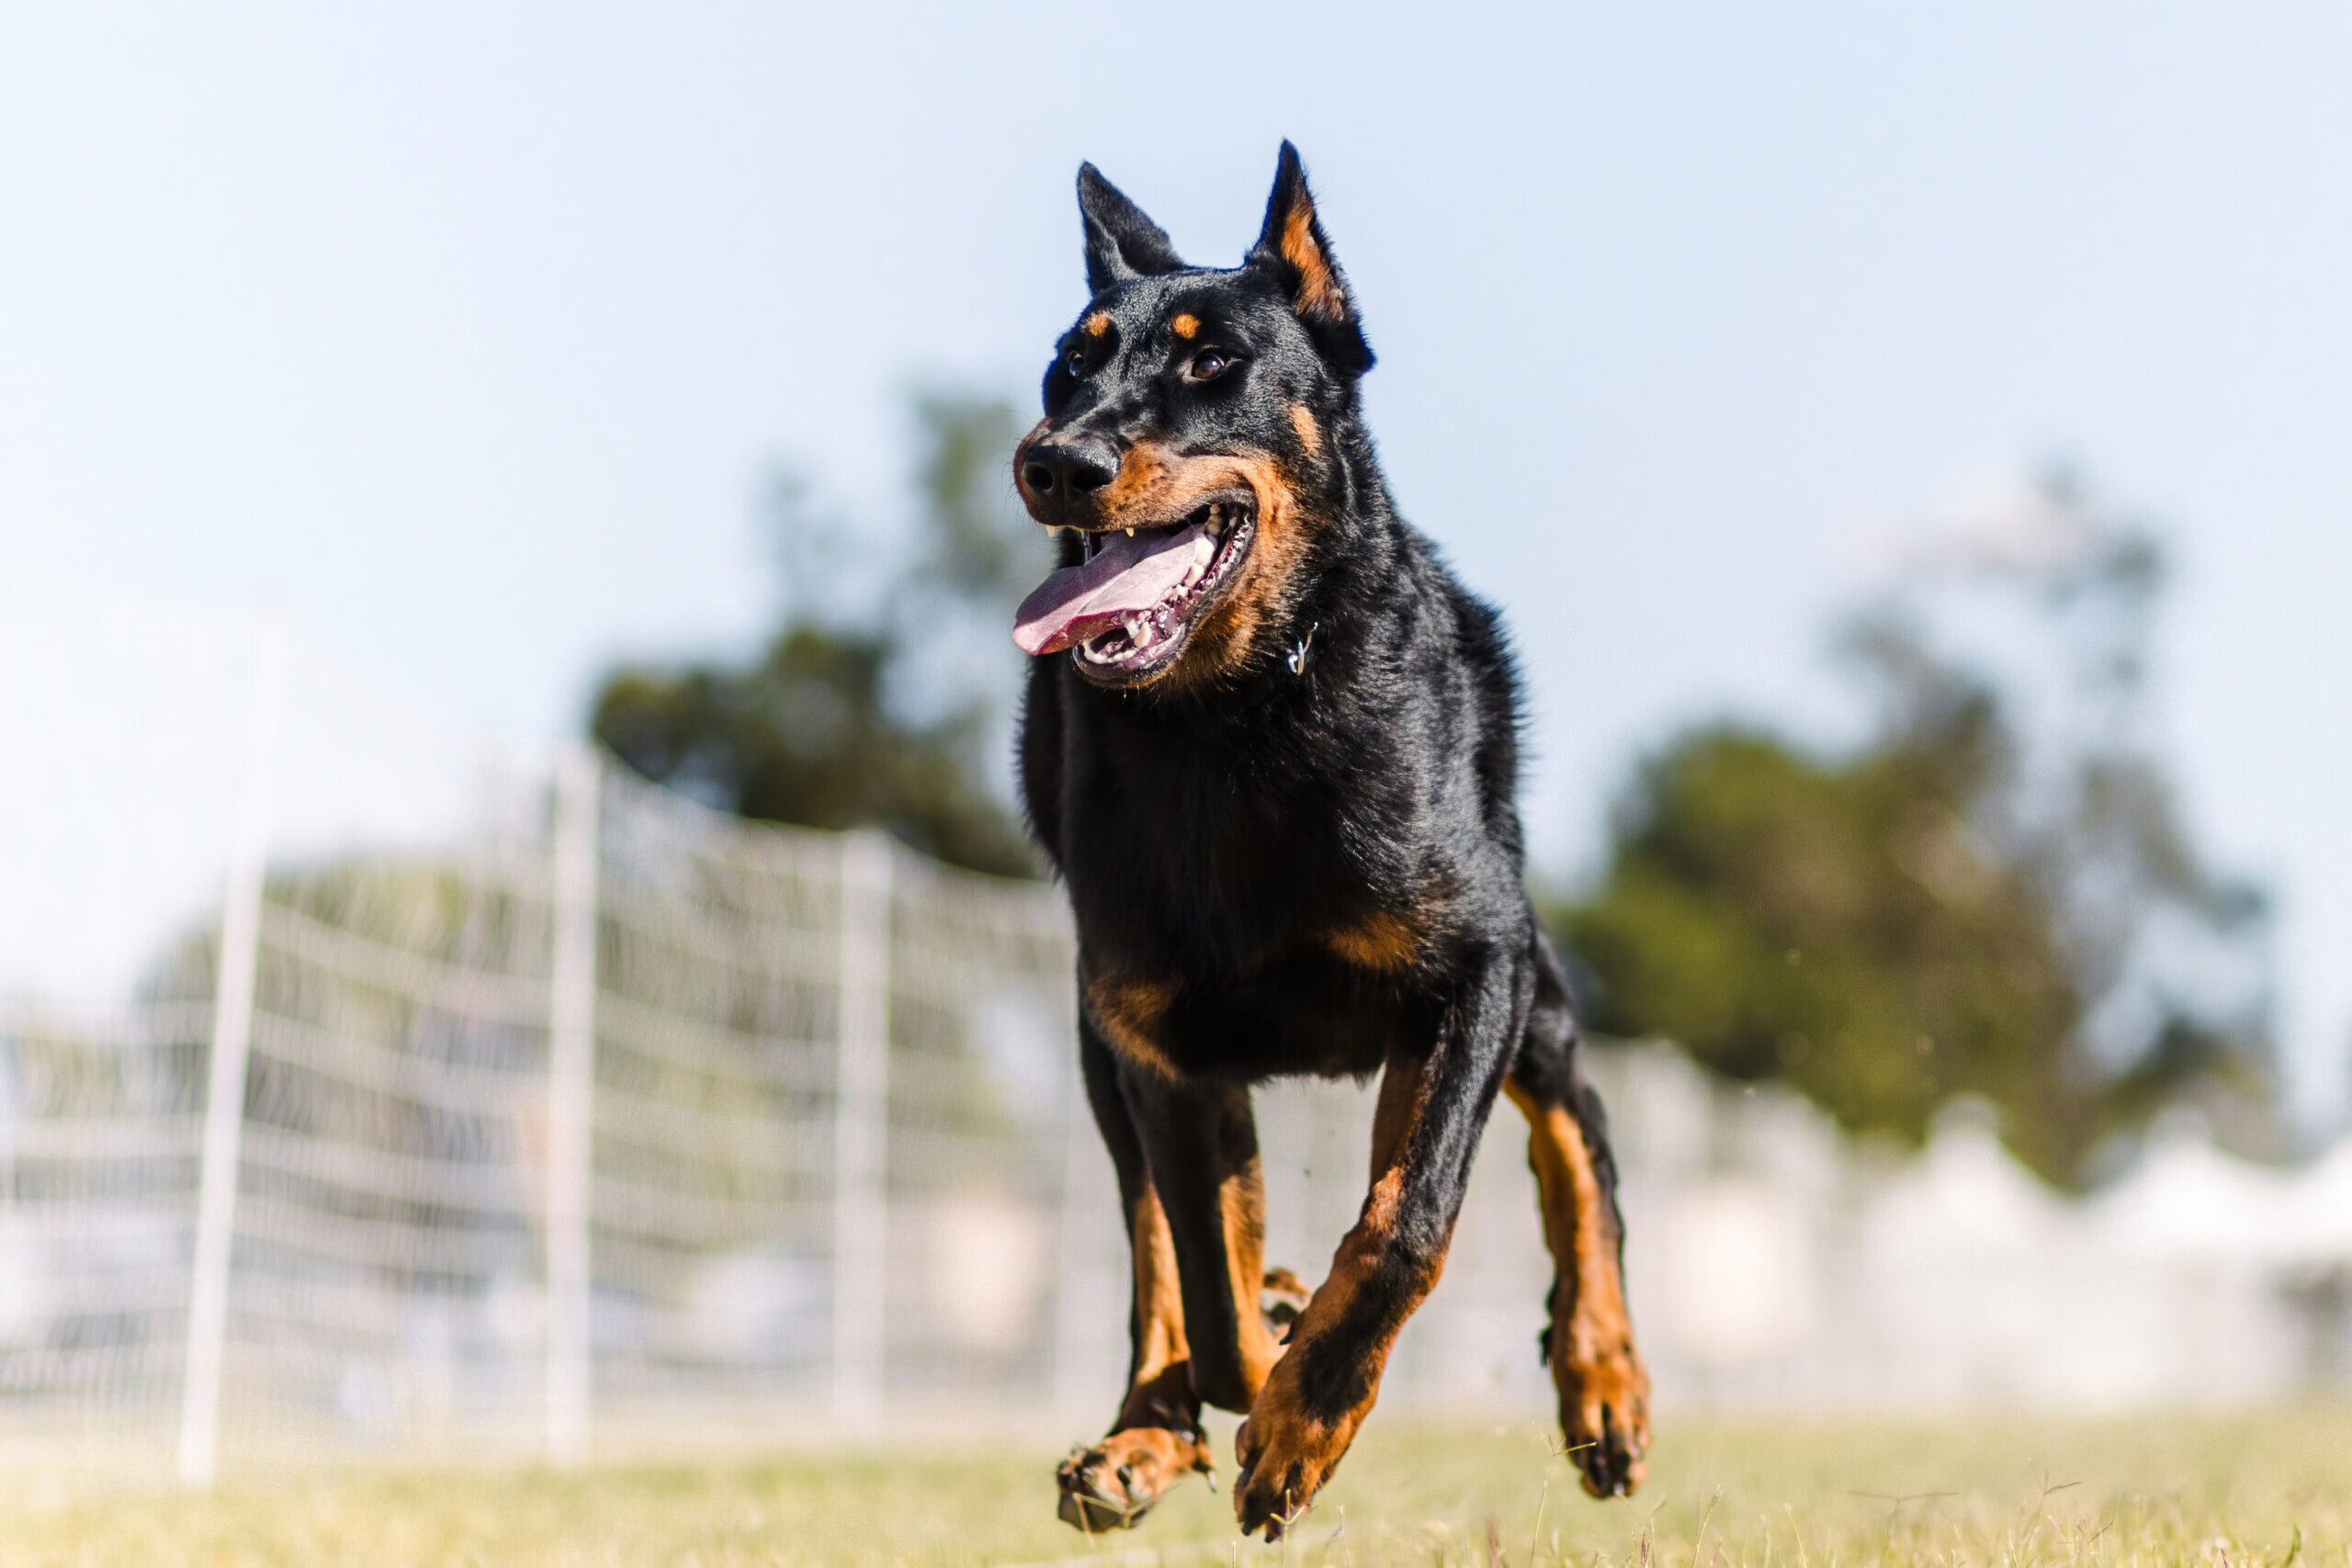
xmin=1079 ymin=164 xmax=1183 ymax=296
xmin=1247 ymin=141 xmax=1373 ymax=378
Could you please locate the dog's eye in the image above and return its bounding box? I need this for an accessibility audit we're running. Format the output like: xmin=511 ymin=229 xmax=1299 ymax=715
xmin=1188 ymin=350 xmax=1230 ymax=381
xmin=1064 ymin=348 xmax=1088 ymax=378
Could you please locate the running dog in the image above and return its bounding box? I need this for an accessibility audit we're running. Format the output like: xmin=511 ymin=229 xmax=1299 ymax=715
xmin=1012 ymin=144 xmax=1649 ymax=1541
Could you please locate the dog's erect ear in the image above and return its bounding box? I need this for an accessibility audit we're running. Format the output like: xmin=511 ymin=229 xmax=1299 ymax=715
xmin=1079 ymin=164 xmax=1183 ymax=296
xmin=1247 ymin=141 xmax=1374 ymax=377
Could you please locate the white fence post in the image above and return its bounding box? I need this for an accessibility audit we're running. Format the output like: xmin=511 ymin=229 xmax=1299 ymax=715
xmin=831 ymin=829 xmax=891 ymax=1421
xmin=545 ymin=745 xmax=601 ymax=1465
xmin=178 ymin=609 xmax=285 ymax=1487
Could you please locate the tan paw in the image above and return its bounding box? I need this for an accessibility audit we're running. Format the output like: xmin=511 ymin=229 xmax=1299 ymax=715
xmin=1232 ymin=1367 xmax=1363 ymax=1540
xmin=1055 ymin=1424 xmax=1209 ymax=1533
xmin=1261 ymin=1267 xmax=1310 ymax=1342
xmin=1554 ymin=1325 xmax=1649 ymax=1498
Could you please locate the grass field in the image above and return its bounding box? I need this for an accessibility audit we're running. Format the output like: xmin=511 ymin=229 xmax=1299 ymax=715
xmin=2 ymin=1409 xmax=2344 ymax=1567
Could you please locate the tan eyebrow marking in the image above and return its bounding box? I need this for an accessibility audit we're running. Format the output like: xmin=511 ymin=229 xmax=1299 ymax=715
xmin=1170 ymin=312 xmax=1199 ymax=339
xmin=1083 ymin=311 xmax=1113 ymax=337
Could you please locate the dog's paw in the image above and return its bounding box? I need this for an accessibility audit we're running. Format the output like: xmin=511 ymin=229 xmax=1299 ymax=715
xmin=1554 ymin=1330 xmax=1649 ymax=1498
xmin=1261 ymin=1268 xmax=1309 ymax=1343
xmin=1232 ymin=1372 xmax=1361 ymax=1540
xmin=1055 ymin=1425 xmax=1209 ymax=1533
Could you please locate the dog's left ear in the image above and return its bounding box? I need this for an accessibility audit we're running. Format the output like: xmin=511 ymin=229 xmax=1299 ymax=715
xmin=1248 ymin=141 xmax=1374 ymax=377
xmin=1079 ymin=164 xmax=1185 ymax=296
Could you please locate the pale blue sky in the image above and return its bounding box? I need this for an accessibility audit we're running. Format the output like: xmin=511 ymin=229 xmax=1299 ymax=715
xmin=4 ymin=5 xmax=2347 ymax=1111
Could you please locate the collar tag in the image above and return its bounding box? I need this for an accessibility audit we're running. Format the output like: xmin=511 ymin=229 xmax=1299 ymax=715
xmin=1286 ymin=623 xmax=1318 ymax=675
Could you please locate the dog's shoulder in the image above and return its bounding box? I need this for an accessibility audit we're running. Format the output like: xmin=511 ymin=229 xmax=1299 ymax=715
xmin=1353 ymin=520 xmax=1526 ymax=836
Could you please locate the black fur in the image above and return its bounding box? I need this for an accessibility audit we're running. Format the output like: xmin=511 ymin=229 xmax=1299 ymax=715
xmin=1016 ymin=144 xmax=1642 ymax=1536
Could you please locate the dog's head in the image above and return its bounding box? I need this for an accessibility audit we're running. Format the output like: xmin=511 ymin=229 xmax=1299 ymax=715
xmin=1011 ymin=143 xmax=1374 ymax=690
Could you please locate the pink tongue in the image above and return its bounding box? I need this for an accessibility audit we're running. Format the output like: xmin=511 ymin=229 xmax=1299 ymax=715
xmin=1012 ymin=525 xmax=1206 ymax=656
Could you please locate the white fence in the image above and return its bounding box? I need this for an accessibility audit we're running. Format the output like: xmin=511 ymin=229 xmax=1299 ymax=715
xmin=0 ymin=719 xmax=1098 ymax=1479
xmin=5 ymin=597 xmax=2352 ymax=1489
xmin=0 ymin=687 xmax=1536 ymax=1482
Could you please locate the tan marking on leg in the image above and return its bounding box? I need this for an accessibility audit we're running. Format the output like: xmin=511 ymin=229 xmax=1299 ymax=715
xmin=1234 ymin=1059 xmax=1446 ymax=1538
xmin=1217 ymin=1162 xmax=1280 ymax=1397
xmin=1503 ymin=1079 xmax=1649 ymax=1497
xmin=1234 ymin=1168 xmax=1442 ymax=1538
xmin=1125 ymin=1189 xmax=1186 ymax=1398
xmin=1366 ymin=1052 xmax=1431 ymax=1183
xmin=1059 ymin=1187 xmax=1209 ymax=1532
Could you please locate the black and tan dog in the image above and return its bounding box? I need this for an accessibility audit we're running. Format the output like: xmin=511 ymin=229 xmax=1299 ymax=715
xmin=1012 ymin=144 xmax=1648 ymax=1541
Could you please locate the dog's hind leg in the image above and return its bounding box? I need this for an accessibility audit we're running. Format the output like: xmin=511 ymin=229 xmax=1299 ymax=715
xmin=1507 ymin=929 xmax=1649 ymax=1498
xmin=1055 ymin=1018 xmax=1219 ymax=1532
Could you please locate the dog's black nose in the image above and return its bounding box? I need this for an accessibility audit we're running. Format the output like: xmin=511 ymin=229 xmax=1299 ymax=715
xmin=1023 ymin=438 xmax=1119 ymax=499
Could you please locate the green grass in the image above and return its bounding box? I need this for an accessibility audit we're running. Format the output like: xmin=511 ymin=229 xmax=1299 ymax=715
xmin=2 ymin=1409 xmax=2345 ymax=1567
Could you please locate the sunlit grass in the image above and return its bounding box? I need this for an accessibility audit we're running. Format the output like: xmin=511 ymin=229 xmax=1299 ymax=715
xmin=1 ymin=1407 xmax=2343 ymax=1566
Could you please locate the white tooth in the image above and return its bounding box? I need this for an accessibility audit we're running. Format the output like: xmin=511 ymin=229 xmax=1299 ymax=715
xmin=1193 ymin=535 xmax=1214 ymax=570
xmin=1124 ymin=526 xmax=1135 ymax=537
xmin=1128 ymin=616 xmax=1154 ymax=648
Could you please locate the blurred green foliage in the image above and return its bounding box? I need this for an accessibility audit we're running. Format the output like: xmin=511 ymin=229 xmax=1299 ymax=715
xmin=589 ymin=390 xmax=1043 ymax=878
xmin=1556 ymin=471 xmax=2274 ymax=1187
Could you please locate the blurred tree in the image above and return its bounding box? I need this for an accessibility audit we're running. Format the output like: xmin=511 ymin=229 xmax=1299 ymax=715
xmin=590 ymin=390 xmax=1043 ymax=878
xmin=1557 ymin=468 xmax=2274 ymax=1187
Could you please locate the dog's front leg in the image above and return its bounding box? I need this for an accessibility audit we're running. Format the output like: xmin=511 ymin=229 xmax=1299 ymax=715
xmin=1231 ymin=947 xmax=1527 ymax=1540
xmin=1122 ymin=1066 xmax=1283 ymax=1416
xmin=1055 ymin=1023 xmax=1217 ymax=1532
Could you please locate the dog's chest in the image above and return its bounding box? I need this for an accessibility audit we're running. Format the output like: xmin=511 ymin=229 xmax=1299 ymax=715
xmin=1066 ymin=750 xmax=1438 ymax=1079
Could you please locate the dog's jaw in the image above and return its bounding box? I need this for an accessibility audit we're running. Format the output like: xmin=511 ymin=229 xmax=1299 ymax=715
xmin=1068 ymin=503 xmax=1258 ymax=687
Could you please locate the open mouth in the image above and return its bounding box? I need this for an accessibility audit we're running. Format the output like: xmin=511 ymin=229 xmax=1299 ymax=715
xmin=1012 ymin=498 xmax=1258 ymax=680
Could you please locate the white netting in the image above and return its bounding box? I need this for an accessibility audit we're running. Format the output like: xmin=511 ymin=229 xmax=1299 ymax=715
xmin=219 ymin=798 xmax=560 ymax=1461
xmin=0 ymin=998 xmax=206 ymax=1473
xmin=6 ymin=596 xmax=2350 ymax=1490
xmin=583 ymin=769 xmax=1092 ymax=1437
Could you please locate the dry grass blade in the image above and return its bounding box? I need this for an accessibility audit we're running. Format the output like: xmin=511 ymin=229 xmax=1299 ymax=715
xmin=0 ymin=1410 xmax=2344 ymax=1567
